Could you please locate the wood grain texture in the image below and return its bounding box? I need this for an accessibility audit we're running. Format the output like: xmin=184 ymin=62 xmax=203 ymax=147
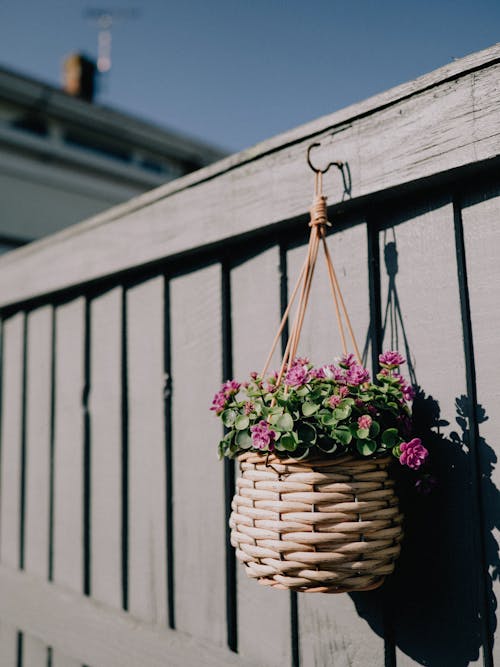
xmin=52 ymin=298 xmax=85 ymax=667
xmin=89 ymin=287 xmax=122 ymax=608
xmin=461 ymin=189 xmax=500 ymax=665
xmin=0 ymin=564 xmax=255 ymax=667
xmin=170 ymin=264 xmax=226 ymax=647
xmin=378 ymin=200 xmax=483 ymax=667
xmin=230 ymin=246 xmax=291 ymax=666
xmin=24 ymin=307 xmax=53 ymax=667
xmin=288 ymin=222 xmax=384 ymax=667
xmin=0 ymin=313 xmax=24 ymax=568
xmin=24 ymin=307 xmax=52 ymax=578
xmin=126 ymin=277 xmax=167 ymax=625
xmin=1 ymin=52 xmax=500 ymax=307
xmin=0 ymin=624 xmax=17 ymax=667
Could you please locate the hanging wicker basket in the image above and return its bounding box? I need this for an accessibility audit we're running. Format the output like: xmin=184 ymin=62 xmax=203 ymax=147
xmin=230 ymin=452 xmax=403 ymax=593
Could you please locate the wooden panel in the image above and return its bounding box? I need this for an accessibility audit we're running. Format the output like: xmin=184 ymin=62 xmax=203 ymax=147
xmin=288 ymin=221 xmax=384 ymax=666
xmin=0 ymin=564 xmax=255 ymax=667
xmin=0 ymin=313 xmax=24 ymax=568
xmin=378 ymin=201 xmax=483 ymax=666
xmin=1 ymin=47 xmax=500 ymax=308
xmin=462 ymin=189 xmax=500 ymax=664
xmin=0 ymin=314 xmax=23 ymax=666
xmin=90 ymin=287 xmax=122 ymax=609
xmin=0 ymin=624 xmax=17 ymax=666
xmin=170 ymin=265 xmax=225 ymax=646
xmin=230 ymin=246 xmax=291 ymax=665
xmin=23 ymin=634 xmax=48 ymax=667
xmin=24 ymin=306 xmax=52 ymax=666
xmin=52 ymin=298 xmax=85 ymax=667
xmin=127 ymin=277 xmax=167 ymax=624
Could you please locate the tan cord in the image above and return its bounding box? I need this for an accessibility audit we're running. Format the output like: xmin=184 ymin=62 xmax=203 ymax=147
xmin=261 ymin=170 xmax=362 ymax=390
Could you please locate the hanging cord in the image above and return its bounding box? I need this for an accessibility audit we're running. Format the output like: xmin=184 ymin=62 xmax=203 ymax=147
xmin=261 ymin=161 xmax=362 ymax=393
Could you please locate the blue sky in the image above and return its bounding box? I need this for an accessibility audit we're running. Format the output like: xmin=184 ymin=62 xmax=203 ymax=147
xmin=0 ymin=0 xmax=499 ymax=152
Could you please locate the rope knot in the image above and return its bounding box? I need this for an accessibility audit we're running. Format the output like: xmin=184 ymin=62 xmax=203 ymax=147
xmin=309 ymin=195 xmax=331 ymax=228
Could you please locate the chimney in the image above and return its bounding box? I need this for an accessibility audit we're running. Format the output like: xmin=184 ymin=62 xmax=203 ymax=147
xmin=63 ymin=53 xmax=97 ymax=102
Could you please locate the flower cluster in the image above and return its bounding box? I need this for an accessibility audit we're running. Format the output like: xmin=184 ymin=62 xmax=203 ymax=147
xmin=212 ymin=351 xmax=429 ymax=485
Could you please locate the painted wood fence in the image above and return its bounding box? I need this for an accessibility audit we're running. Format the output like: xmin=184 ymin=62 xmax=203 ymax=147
xmin=0 ymin=43 xmax=499 ymax=667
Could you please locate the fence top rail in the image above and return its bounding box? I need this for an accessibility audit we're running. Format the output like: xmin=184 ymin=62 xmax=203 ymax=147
xmin=0 ymin=42 xmax=499 ymax=309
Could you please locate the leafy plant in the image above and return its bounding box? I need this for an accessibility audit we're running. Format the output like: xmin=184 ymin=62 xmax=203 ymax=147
xmin=211 ymin=351 xmax=429 ymax=476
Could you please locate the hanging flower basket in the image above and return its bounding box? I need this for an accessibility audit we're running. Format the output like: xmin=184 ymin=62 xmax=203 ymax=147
xmin=211 ymin=167 xmax=429 ymax=593
xmin=230 ymin=452 xmax=402 ymax=593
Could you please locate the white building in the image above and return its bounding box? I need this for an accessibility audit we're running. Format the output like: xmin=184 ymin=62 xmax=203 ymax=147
xmin=0 ymin=64 xmax=226 ymax=252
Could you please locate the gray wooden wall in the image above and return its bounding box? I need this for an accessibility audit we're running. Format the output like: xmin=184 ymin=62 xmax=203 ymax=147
xmin=0 ymin=44 xmax=499 ymax=667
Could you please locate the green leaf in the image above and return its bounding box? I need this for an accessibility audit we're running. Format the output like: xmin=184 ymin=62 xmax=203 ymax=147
xmin=217 ymin=440 xmax=226 ymax=460
xmin=235 ymin=414 xmax=249 ymax=431
xmin=333 ymin=426 xmax=352 ymax=445
xmin=236 ymin=429 xmax=252 ymax=449
xmin=275 ymin=413 xmax=294 ymax=432
xmin=317 ymin=438 xmax=338 ymax=454
xmin=370 ymin=421 xmax=380 ymax=437
xmin=297 ymin=422 xmax=317 ymax=445
xmin=320 ymin=412 xmax=337 ymax=427
xmin=302 ymin=402 xmax=320 ymax=417
xmin=356 ymin=439 xmax=377 ymax=456
xmin=280 ymin=433 xmax=298 ymax=451
xmin=293 ymin=446 xmax=311 ymax=460
xmin=333 ymin=405 xmax=352 ymax=420
xmin=221 ymin=409 xmax=237 ymax=427
xmin=381 ymin=428 xmax=399 ymax=448
xmin=356 ymin=428 xmax=370 ymax=439
xmin=296 ymin=386 xmax=310 ymax=397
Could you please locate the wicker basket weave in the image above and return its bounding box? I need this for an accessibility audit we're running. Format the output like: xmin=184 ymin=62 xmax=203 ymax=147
xmin=230 ymin=452 xmax=403 ymax=593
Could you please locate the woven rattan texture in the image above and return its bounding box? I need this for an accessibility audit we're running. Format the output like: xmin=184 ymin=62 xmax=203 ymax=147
xmin=230 ymin=453 xmax=403 ymax=593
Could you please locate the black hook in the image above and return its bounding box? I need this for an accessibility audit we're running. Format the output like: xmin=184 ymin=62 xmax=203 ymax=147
xmin=307 ymin=141 xmax=343 ymax=174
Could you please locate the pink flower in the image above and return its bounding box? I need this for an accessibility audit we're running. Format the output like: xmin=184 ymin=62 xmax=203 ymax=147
xmin=358 ymin=415 xmax=372 ymax=430
xmin=379 ymin=351 xmax=405 ymax=368
xmin=338 ymin=353 xmax=356 ymax=369
xmin=399 ymin=438 xmax=428 ymax=470
xmin=346 ymin=364 xmax=370 ymax=386
xmin=339 ymin=386 xmax=349 ymax=398
xmin=244 ymin=401 xmax=254 ymax=416
xmin=222 ymin=380 xmax=240 ymax=396
xmin=329 ymin=395 xmax=342 ymax=408
xmin=250 ymin=420 xmax=276 ymax=451
xmin=394 ymin=373 xmax=415 ymax=401
xmin=210 ymin=391 xmax=227 ymax=415
xmin=285 ymin=361 xmax=310 ymax=387
xmin=310 ymin=367 xmax=326 ymax=379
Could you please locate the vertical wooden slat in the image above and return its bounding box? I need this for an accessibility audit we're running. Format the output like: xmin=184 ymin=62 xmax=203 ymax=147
xmin=126 ymin=277 xmax=167 ymax=624
xmin=0 ymin=313 xmax=24 ymax=664
xmin=461 ymin=188 xmax=500 ymax=666
xmin=288 ymin=221 xmax=385 ymax=667
xmin=89 ymin=287 xmax=122 ymax=609
xmin=52 ymin=298 xmax=85 ymax=667
xmin=24 ymin=306 xmax=52 ymax=665
xmin=378 ymin=200 xmax=483 ymax=667
xmin=230 ymin=246 xmax=292 ymax=666
xmin=170 ymin=264 xmax=226 ymax=647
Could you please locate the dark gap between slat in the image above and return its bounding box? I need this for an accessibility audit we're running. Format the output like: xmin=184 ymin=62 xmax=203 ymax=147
xmin=222 ymin=260 xmax=237 ymax=653
xmin=48 ymin=307 xmax=56 ymax=582
xmin=163 ymin=276 xmax=175 ymax=629
xmin=367 ymin=220 xmax=397 ymax=667
xmin=280 ymin=243 xmax=300 ymax=667
xmin=453 ymin=197 xmax=494 ymax=667
xmin=16 ymin=630 xmax=23 ymax=667
xmin=19 ymin=314 xmax=28 ymax=571
xmin=120 ymin=287 xmax=129 ymax=611
xmin=83 ymin=298 xmax=91 ymax=596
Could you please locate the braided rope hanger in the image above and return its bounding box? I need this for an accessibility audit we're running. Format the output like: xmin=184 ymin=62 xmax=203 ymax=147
xmin=261 ymin=148 xmax=362 ymax=386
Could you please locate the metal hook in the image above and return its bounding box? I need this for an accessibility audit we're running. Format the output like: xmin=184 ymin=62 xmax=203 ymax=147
xmin=307 ymin=142 xmax=343 ymax=174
